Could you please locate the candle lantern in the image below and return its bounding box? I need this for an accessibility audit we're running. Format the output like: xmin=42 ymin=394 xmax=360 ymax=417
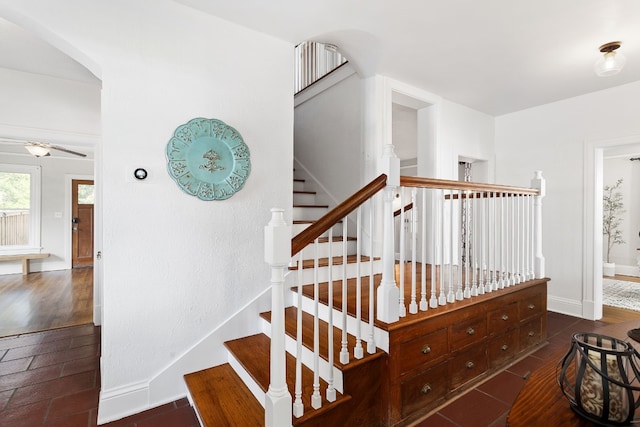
xmin=557 ymin=333 xmax=640 ymax=426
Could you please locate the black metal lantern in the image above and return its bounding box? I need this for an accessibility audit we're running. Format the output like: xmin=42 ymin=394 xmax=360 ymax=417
xmin=557 ymin=333 xmax=640 ymax=426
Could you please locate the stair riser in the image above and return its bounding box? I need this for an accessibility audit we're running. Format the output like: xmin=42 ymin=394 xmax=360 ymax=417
xmin=260 ymin=317 xmax=344 ymax=394
xmin=296 ymin=259 xmax=383 ymax=284
xmin=293 ymin=206 xmax=328 ymax=221
xmin=293 ymin=192 xmax=316 ymax=205
xmin=297 ymin=240 xmax=357 ymax=259
xmin=293 ymin=223 xmax=343 ymax=238
xmin=227 ymin=352 xmax=266 ymax=408
xmin=294 ymin=180 xmax=305 ymax=191
xmin=296 ymin=291 xmax=390 ymax=353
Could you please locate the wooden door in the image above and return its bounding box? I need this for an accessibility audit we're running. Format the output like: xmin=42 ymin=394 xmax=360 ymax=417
xmin=72 ymin=179 xmax=94 ymax=268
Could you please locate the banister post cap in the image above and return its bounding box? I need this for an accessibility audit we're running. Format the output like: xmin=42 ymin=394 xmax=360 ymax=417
xmin=265 ymin=208 xmax=291 ymax=265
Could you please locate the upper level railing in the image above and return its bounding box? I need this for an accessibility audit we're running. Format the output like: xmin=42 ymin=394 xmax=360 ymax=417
xmin=294 ymin=41 xmax=348 ymax=94
xmin=264 ymin=146 xmax=545 ymax=426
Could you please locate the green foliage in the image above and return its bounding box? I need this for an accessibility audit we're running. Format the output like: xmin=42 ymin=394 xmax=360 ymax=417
xmin=0 ymin=172 xmax=30 ymax=209
xmin=603 ymin=178 xmax=625 ymax=263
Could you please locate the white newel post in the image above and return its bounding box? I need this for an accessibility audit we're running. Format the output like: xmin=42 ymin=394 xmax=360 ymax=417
xmin=377 ymin=144 xmax=400 ymax=323
xmin=264 ymin=208 xmax=292 ymax=427
xmin=531 ymin=171 xmax=546 ymax=279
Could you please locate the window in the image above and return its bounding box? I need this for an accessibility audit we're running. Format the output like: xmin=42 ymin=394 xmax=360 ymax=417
xmin=0 ymin=164 xmax=41 ymax=253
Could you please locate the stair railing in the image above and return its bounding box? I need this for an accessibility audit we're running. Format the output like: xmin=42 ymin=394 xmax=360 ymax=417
xmin=265 ymin=163 xmax=545 ymax=426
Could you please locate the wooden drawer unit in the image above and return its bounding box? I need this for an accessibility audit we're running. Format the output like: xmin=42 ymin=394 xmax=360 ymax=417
xmin=488 ymin=329 xmax=519 ymax=369
xmin=385 ymin=279 xmax=548 ymax=427
xmin=519 ymin=292 xmax=545 ymax=321
xmin=450 ymin=345 xmax=487 ymax=389
xmin=400 ymin=361 xmax=448 ymax=417
xmin=520 ymin=316 xmax=545 ymax=350
xmin=450 ymin=315 xmax=486 ymax=351
xmin=488 ymin=302 xmax=518 ymax=335
xmin=399 ymin=328 xmax=448 ymax=374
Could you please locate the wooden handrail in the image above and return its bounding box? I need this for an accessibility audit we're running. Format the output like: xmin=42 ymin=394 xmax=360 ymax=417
xmin=400 ymin=176 xmax=539 ymax=195
xmin=292 ymin=174 xmax=387 ymax=255
xmin=393 ymin=202 xmax=413 ymax=217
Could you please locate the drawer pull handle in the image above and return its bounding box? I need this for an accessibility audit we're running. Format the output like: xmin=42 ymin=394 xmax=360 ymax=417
xmin=501 ymin=344 xmax=509 ymax=351
xmin=528 ymin=304 xmax=535 ymax=310
xmin=467 ymin=327 xmax=475 ymax=335
xmin=421 ymin=345 xmax=432 ymax=354
xmin=421 ymin=384 xmax=432 ymax=394
xmin=501 ymin=314 xmax=509 ymax=321
xmin=528 ymin=331 xmax=535 ymax=337
xmin=466 ymin=361 xmax=475 ymax=369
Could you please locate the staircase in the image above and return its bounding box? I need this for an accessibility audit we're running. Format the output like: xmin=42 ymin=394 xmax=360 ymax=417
xmin=185 ymin=176 xmax=386 ymax=426
xmin=185 ymin=167 xmax=549 ymax=426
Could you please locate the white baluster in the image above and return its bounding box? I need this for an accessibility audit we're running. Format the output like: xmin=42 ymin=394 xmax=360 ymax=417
xmin=447 ymin=190 xmax=455 ymax=303
xmin=456 ymin=190 xmax=464 ymax=300
xmin=499 ymin=193 xmax=506 ymax=289
xmin=463 ymin=190 xmax=471 ymax=298
xmin=399 ymin=188 xmax=407 ymax=317
xmin=420 ymin=188 xmax=428 ymax=311
xmin=354 ymin=207 xmax=364 ymax=359
xmin=293 ymin=252 xmax=303 ymax=418
xmin=470 ymin=192 xmax=478 ymax=297
xmin=311 ymin=239 xmax=321 ymax=409
xmin=430 ymin=190 xmax=438 ymax=308
xmin=367 ymin=200 xmax=376 ymax=354
xmin=326 ymin=230 xmax=336 ymax=402
xmin=438 ymin=190 xmax=447 ymax=306
xmin=479 ymin=191 xmax=486 ymax=294
xmin=264 ymin=208 xmax=293 ymax=427
xmin=340 ymin=217 xmax=349 ymax=365
xmin=410 ymin=188 xmax=418 ymax=314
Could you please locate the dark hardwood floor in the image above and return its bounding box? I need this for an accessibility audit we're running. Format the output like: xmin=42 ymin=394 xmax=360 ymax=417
xmin=0 ymin=268 xmax=93 ymax=338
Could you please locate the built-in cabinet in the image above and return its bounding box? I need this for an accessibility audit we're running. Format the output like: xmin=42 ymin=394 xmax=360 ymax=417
xmin=386 ymin=280 xmax=548 ymax=426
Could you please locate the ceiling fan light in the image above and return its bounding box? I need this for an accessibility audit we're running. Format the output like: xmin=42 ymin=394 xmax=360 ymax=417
xmin=25 ymin=144 xmax=50 ymax=157
xmin=595 ymin=43 xmax=626 ymax=77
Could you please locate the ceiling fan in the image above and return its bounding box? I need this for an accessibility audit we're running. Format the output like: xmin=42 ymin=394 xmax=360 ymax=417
xmin=0 ymin=138 xmax=87 ymax=157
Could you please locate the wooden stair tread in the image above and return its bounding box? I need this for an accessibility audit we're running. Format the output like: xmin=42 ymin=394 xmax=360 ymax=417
xmin=224 ymin=333 xmax=350 ymax=422
xmin=294 ymin=178 xmax=305 ymax=182
xmin=316 ymin=236 xmax=357 ymax=243
xmin=260 ymin=307 xmax=384 ymax=370
xmin=294 ymin=190 xmax=317 ymax=194
xmin=290 ymin=255 xmax=376 ymax=270
xmin=185 ymin=363 xmax=264 ymax=427
xmin=293 ymin=204 xmax=329 ymax=208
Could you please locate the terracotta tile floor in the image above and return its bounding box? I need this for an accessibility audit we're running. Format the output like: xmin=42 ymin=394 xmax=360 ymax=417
xmin=0 ymin=324 xmax=198 ymax=427
xmin=0 ymin=312 xmax=615 ymax=427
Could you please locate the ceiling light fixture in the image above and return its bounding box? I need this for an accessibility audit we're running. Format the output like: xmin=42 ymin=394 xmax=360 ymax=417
xmin=24 ymin=143 xmax=51 ymax=157
xmin=594 ymin=41 xmax=626 ymax=77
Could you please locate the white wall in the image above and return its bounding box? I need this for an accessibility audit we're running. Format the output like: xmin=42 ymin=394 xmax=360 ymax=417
xmin=294 ymin=72 xmax=362 ymax=205
xmin=0 ymin=0 xmax=293 ymax=422
xmin=0 ymin=67 xmax=99 ymax=136
xmin=438 ymin=99 xmax=495 ymax=182
xmin=495 ymin=81 xmax=640 ymax=318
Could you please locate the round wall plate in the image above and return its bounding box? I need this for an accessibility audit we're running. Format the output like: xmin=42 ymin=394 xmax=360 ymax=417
xmin=166 ymin=118 xmax=251 ymax=200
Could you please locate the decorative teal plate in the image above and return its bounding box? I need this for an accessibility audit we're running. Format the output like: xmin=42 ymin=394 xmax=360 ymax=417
xmin=166 ymin=118 xmax=251 ymax=200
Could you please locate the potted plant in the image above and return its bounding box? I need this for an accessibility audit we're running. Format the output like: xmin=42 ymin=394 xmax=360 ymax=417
xmin=603 ymin=178 xmax=625 ymax=277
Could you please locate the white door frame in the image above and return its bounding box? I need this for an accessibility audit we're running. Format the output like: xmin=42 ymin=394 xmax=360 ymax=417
xmin=584 ymin=134 xmax=640 ymax=320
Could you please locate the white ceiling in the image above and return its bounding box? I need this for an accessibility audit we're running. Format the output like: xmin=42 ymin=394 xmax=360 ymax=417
xmin=175 ymin=0 xmax=640 ymax=116
xmin=1 ymin=1 xmax=639 ymax=116
xmin=0 ymin=17 xmax=98 ymax=84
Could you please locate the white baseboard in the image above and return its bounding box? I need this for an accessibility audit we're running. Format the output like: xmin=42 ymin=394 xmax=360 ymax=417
xmin=548 ymin=295 xmax=583 ymax=318
xmin=97 ymin=381 xmax=149 ymax=424
xmin=616 ymin=263 xmax=640 ymax=277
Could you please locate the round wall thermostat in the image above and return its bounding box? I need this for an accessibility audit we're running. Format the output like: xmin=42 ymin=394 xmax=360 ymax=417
xmin=134 ymin=168 xmax=148 ymax=180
